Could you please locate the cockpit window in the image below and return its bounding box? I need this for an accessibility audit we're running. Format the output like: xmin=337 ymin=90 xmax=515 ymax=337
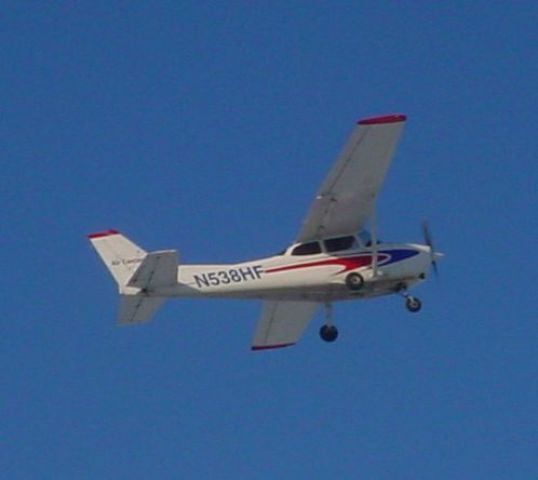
xmin=291 ymin=241 xmax=322 ymax=256
xmin=324 ymin=236 xmax=357 ymax=253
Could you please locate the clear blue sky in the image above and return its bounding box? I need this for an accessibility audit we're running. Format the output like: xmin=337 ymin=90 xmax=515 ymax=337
xmin=3 ymin=2 xmax=537 ymax=478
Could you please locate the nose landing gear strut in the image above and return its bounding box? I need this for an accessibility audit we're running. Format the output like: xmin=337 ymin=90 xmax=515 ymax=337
xmin=396 ymin=283 xmax=422 ymax=313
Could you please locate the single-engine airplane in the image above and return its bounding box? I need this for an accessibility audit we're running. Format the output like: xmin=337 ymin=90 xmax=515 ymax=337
xmin=89 ymin=114 xmax=442 ymax=350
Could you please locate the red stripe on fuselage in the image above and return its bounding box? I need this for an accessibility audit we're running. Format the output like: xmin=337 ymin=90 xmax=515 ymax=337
xmin=265 ymin=254 xmax=389 ymax=275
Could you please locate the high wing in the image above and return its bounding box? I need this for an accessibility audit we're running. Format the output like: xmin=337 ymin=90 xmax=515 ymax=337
xmin=251 ymin=301 xmax=319 ymax=351
xmin=296 ymin=114 xmax=407 ymax=243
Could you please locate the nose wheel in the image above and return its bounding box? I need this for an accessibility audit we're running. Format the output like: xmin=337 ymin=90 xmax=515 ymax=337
xmin=396 ymin=284 xmax=422 ymax=313
xmin=320 ymin=302 xmax=338 ymax=343
xmin=405 ymin=295 xmax=422 ymax=312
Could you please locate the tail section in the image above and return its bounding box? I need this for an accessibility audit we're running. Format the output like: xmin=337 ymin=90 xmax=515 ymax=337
xmin=118 ymin=293 xmax=165 ymax=325
xmin=88 ymin=230 xmax=147 ymax=287
xmin=126 ymin=250 xmax=178 ymax=290
xmin=88 ymin=230 xmax=178 ymax=325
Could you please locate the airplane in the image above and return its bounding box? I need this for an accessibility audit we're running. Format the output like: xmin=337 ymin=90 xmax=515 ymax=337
xmin=88 ymin=113 xmax=443 ymax=351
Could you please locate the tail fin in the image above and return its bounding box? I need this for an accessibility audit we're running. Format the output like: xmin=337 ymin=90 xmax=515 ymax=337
xmin=88 ymin=230 xmax=178 ymax=325
xmin=88 ymin=229 xmax=147 ymax=287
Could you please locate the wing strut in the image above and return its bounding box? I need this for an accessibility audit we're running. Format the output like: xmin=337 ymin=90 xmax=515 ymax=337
xmin=371 ymin=206 xmax=379 ymax=277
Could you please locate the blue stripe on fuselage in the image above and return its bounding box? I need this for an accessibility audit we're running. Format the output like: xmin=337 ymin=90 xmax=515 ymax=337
xmin=381 ymin=249 xmax=419 ymax=265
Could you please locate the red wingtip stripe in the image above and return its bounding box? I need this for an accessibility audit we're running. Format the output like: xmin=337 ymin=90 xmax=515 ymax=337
xmin=251 ymin=343 xmax=295 ymax=351
xmin=358 ymin=114 xmax=407 ymax=125
xmin=87 ymin=229 xmax=120 ymax=239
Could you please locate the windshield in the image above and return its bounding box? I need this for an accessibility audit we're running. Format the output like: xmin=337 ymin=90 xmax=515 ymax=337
xmin=358 ymin=230 xmax=381 ymax=246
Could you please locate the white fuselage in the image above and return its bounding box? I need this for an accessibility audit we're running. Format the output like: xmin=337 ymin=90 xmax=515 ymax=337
xmin=153 ymin=242 xmax=432 ymax=302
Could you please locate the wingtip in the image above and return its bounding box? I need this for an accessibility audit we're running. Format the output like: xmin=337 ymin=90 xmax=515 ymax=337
xmin=357 ymin=114 xmax=407 ymax=125
xmin=87 ymin=229 xmax=120 ymax=239
xmin=251 ymin=342 xmax=295 ymax=352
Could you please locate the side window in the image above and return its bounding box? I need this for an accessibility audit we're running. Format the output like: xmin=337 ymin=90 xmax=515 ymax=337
xmin=324 ymin=236 xmax=356 ymax=253
xmin=292 ymin=242 xmax=322 ymax=256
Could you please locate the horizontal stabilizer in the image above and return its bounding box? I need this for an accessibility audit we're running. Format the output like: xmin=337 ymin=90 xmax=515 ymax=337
xmin=118 ymin=293 xmax=165 ymax=325
xmin=127 ymin=250 xmax=178 ymax=291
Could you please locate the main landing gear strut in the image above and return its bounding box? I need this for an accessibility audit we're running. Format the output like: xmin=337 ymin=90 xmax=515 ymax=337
xmin=319 ymin=303 xmax=338 ymax=343
xmin=319 ymin=285 xmax=423 ymax=343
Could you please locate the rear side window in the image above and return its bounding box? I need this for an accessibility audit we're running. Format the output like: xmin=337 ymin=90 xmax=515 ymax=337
xmin=324 ymin=236 xmax=356 ymax=253
xmin=291 ymin=242 xmax=322 ymax=256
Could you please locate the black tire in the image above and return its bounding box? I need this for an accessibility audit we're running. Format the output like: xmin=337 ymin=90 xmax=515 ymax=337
xmin=345 ymin=272 xmax=364 ymax=291
xmin=319 ymin=324 xmax=338 ymax=342
xmin=406 ymin=296 xmax=422 ymax=313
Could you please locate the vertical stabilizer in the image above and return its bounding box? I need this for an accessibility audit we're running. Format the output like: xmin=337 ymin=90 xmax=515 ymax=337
xmin=88 ymin=230 xmax=147 ymax=287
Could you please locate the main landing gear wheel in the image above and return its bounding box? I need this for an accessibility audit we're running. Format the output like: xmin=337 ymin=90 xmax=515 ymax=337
xmin=345 ymin=272 xmax=364 ymax=291
xmin=405 ymin=296 xmax=422 ymax=313
xmin=319 ymin=324 xmax=339 ymax=342
xmin=320 ymin=302 xmax=338 ymax=343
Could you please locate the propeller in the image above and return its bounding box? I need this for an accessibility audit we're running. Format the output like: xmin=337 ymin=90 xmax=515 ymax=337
xmin=422 ymin=221 xmax=442 ymax=279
